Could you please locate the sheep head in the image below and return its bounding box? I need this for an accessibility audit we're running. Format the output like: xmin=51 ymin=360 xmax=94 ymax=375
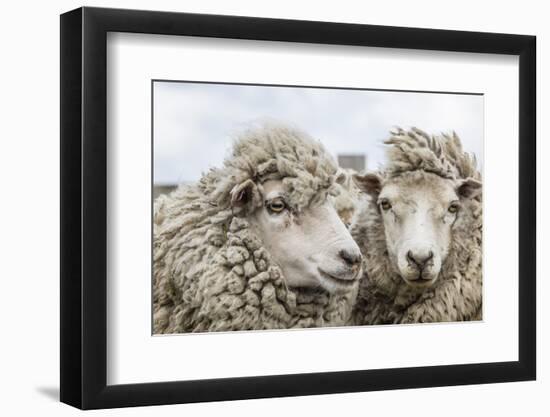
xmin=230 ymin=176 xmax=362 ymax=294
xmin=219 ymin=125 xmax=363 ymax=295
xmin=354 ymin=170 xmax=480 ymax=288
xmin=353 ymin=127 xmax=481 ymax=289
xmin=330 ymin=168 xmax=362 ymax=227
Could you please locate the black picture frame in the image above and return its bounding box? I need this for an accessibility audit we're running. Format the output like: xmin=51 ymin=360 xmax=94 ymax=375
xmin=60 ymin=6 xmax=536 ymax=410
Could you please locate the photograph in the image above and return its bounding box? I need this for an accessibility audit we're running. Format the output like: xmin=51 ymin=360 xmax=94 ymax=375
xmin=152 ymin=81 xmax=484 ymax=334
xmin=54 ymin=4 xmax=538 ymax=411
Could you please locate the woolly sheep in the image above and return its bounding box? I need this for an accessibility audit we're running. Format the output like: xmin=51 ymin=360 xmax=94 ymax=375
xmin=330 ymin=168 xmax=364 ymax=227
xmin=351 ymin=128 xmax=482 ymax=324
xmin=153 ymin=125 xmax=363 ymax=333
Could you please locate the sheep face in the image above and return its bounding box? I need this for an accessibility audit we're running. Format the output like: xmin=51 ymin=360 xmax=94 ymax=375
xmin=242 ymin=179 xmax=363 ymax=294
xmin=354 ymin=171 xmax=481 ymax=288
xmin=330 ymin=168 xmax=362 ymax=227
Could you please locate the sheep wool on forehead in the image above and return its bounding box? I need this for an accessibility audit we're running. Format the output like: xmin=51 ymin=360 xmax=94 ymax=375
xmin=209 ymin=125 xmax=339 ymax=213
xmin=153 ymin=125 xmax=357 ymax=333
xmin=352 ymin=127 xmax=483 ymax=325
xmin=384 ymin=127 xmax=480 ymax=181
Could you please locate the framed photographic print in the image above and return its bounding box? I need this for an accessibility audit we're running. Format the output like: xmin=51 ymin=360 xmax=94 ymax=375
xmin=60 ymin=6 xmax=536 ymax=409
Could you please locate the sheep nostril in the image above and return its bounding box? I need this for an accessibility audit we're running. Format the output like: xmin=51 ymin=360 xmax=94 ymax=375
xmin=339 ymin=249 xmax=362 ymax=267
xmin=407 ymin=250 xmax=415 ymax=265
xmin=407 ymin=250 xmax=434 ymax=268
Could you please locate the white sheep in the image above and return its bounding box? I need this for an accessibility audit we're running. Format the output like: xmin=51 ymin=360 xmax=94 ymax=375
xmin=330 ymin=168 xmax=364 ymax=227
xmin=351 ymin=128 xmax=482 ymax=324
xmin=153 ymin=125 xmax=363 ymax=333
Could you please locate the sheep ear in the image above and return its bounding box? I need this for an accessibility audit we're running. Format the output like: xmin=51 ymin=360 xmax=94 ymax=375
xmin=457 ymin=178 xmax=482 ymax=199
xmin=353 ymin=173 xmax=382 ymax=196
xmin=230 ymin=179 xmax=259 ymax=208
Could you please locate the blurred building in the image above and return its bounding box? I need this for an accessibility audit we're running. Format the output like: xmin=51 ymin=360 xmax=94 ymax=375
xmin=337 ymin=154 xmax=366 ymax=172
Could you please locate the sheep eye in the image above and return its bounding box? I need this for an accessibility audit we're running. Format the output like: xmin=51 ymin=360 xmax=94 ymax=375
xmin=379 ymin=199 xmax=392 ymax=211
xmin=266 ymin=198 xmax=286 ymax=214
xmin=448 ymin=202 xmax=460 ymax=214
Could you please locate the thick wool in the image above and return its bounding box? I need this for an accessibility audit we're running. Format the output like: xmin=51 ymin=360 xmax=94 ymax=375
xmin=351 ymin=128 xmax=482 ymax=324
xmin=153 ymin=125 xmax=358 ymax=333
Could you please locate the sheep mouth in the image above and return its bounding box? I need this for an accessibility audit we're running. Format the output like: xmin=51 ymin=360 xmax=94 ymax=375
xmin=402 ymin=275 xmax=437 ymax=288
xmin=317 ymin=268 xmax=358 ymax=289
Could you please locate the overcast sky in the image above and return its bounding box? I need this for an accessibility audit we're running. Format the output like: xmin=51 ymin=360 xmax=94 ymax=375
xmin=153 ymin=81 xmax=483 ymax=185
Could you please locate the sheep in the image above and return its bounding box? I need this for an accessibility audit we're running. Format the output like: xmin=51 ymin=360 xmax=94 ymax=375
xmin=153 ymin=124 xmax=363 ymax=333
xmin=351 ymin=127 xmax=482 ymax=324
xmin=330 ymin=168 xmax=364 ymax=227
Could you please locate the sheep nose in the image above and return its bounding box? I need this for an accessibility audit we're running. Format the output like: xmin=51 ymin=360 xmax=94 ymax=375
xmin=406 ymin=250 xmax=434 ymax=269
xmin=339 ymin=248 xmax=362 ymax=267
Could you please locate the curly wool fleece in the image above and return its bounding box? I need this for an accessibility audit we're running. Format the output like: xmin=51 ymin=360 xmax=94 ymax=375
xmin=351 ymin=128 xmax=483 ymax=324
xmin=153 ymin=125 xmax=358 ymax=333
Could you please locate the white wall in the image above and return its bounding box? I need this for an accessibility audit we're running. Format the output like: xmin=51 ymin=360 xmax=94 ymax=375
xmin=0 ymin=0 xmax=545 ymax=415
